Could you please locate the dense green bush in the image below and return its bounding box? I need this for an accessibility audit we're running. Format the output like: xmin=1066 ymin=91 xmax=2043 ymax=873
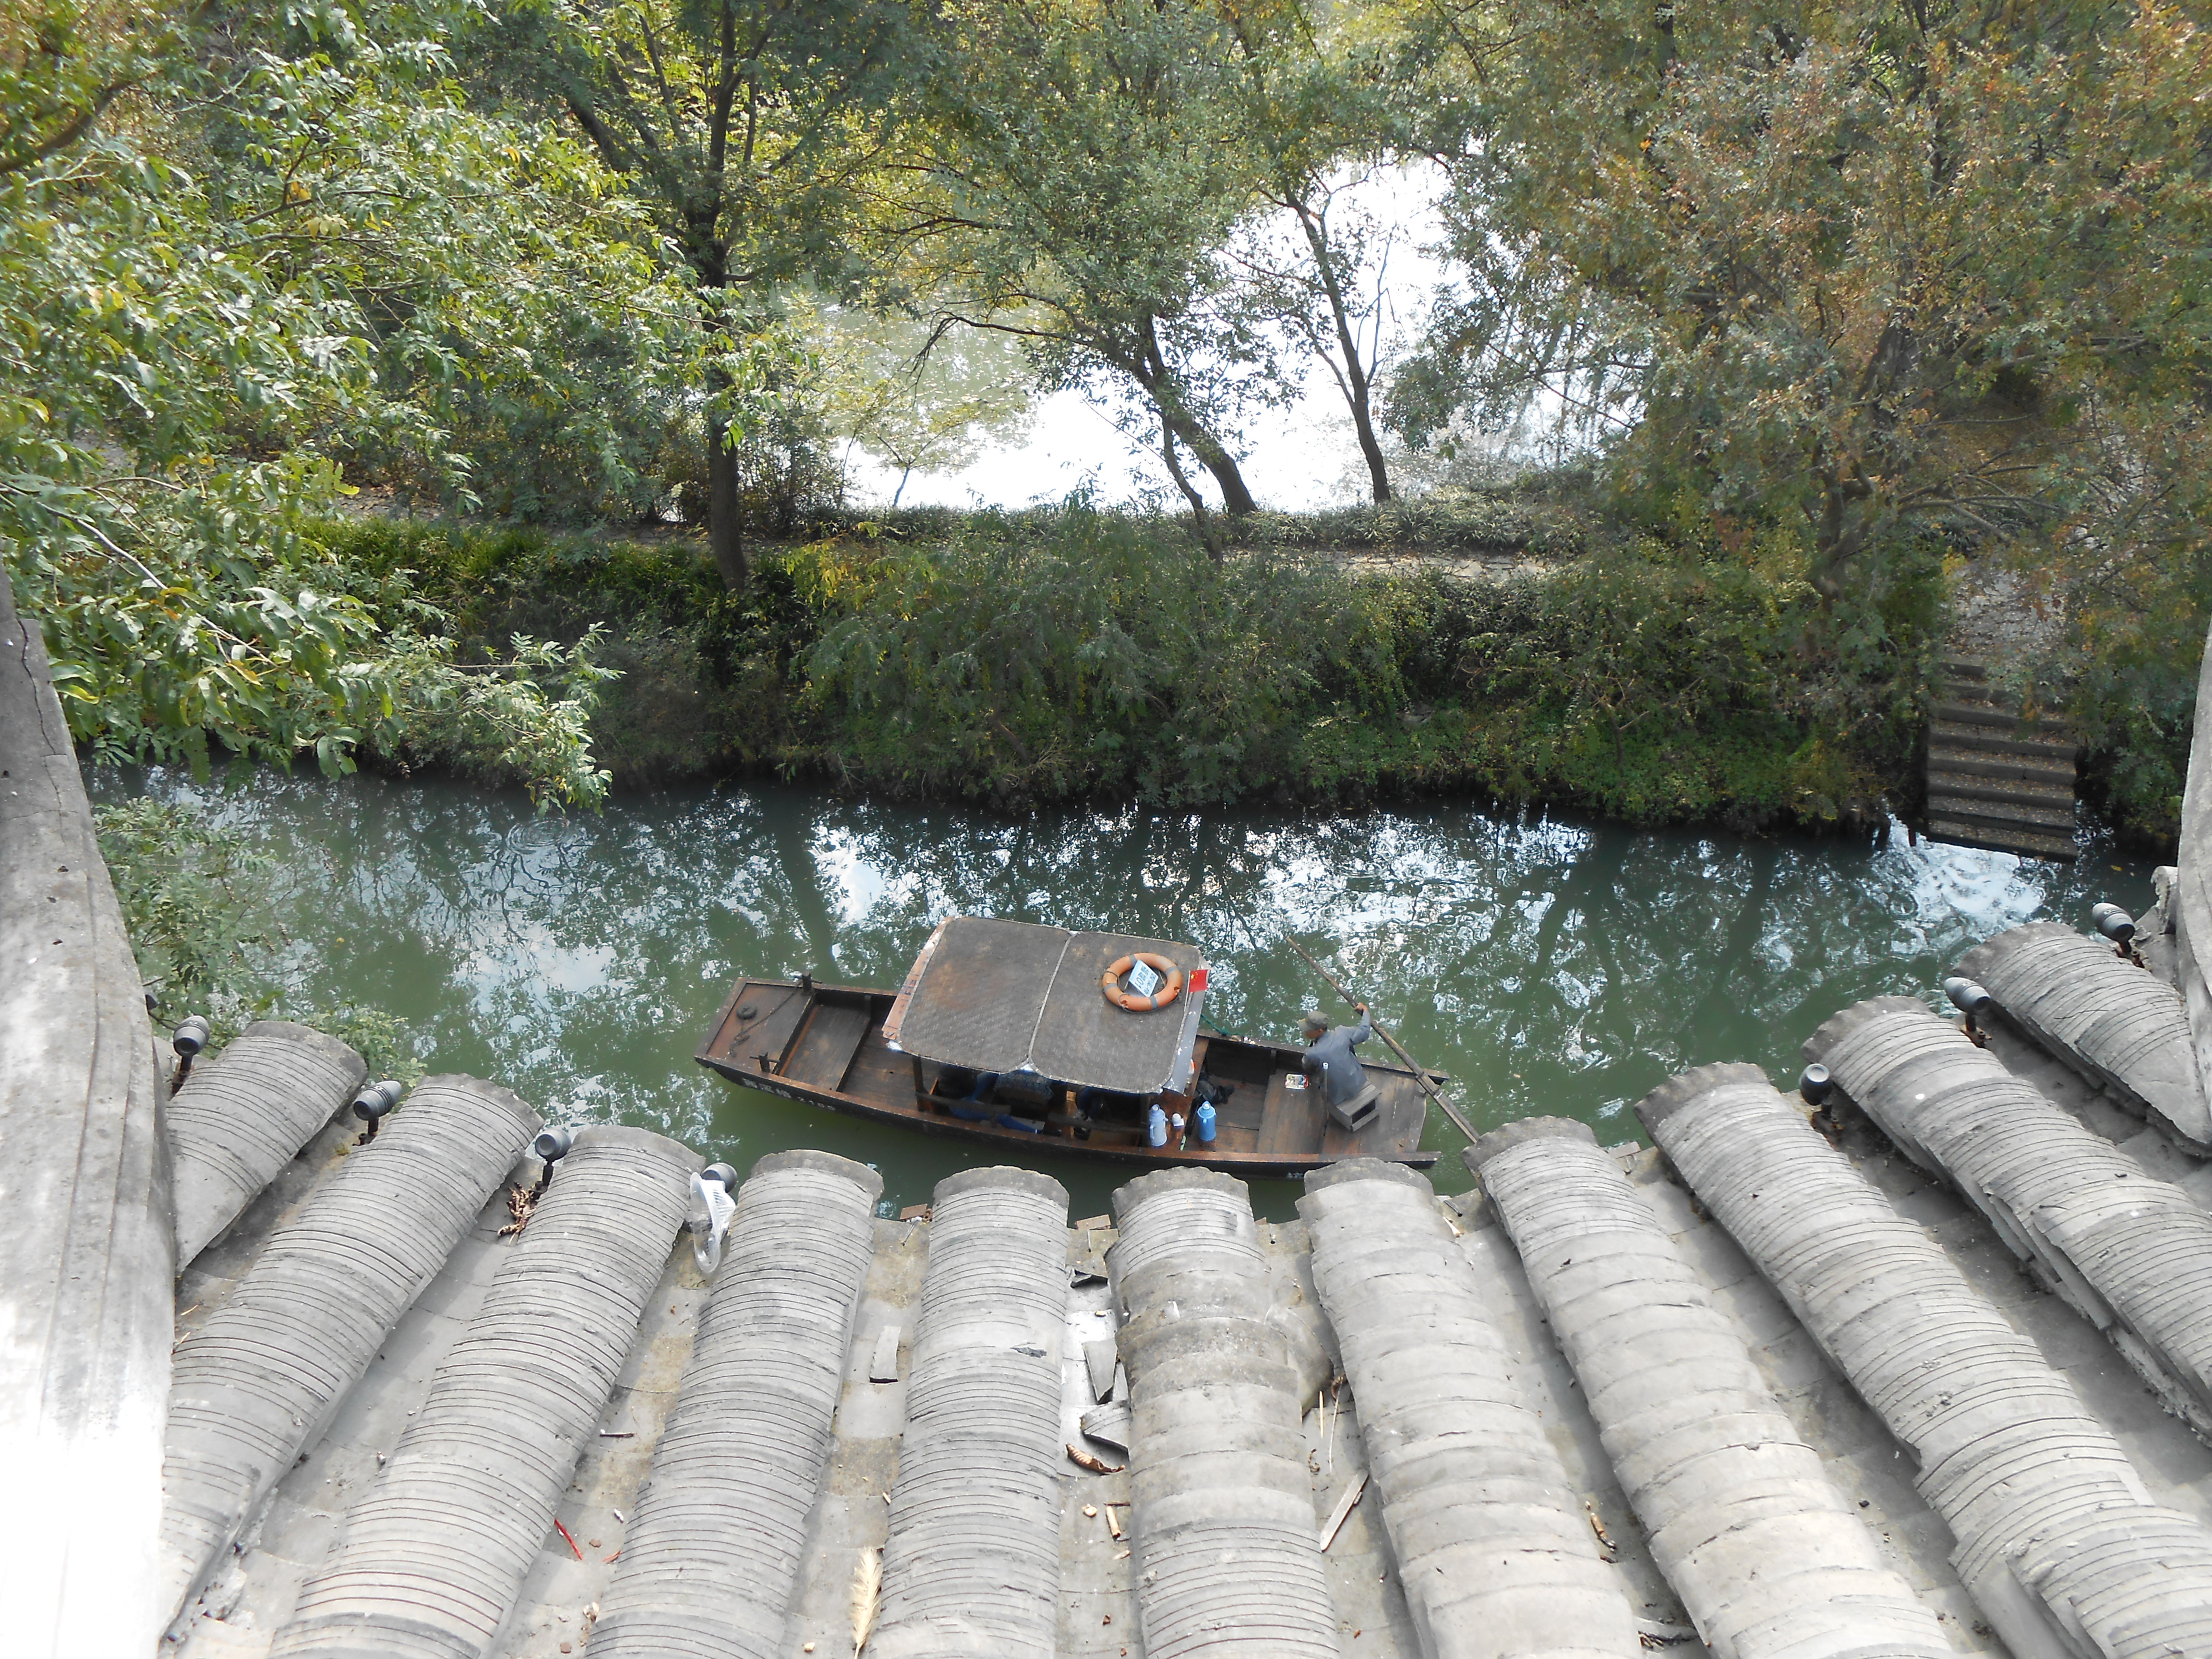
xmin=775 ymin=484 xmax=1590 ymax=563
xmin=307 ymin=502 xmax=1942 ymax=830
xmin=310 ymin=516 xmax=809 ymax=779
xmin=95 ymin=798 xmax=418 ymax=1077
xmin=2040 ymin=541 xmax=2212 ymax=850
xmin=1231 ymin=488 xmax=1589 ymax=560
xmin=794 ymin=505 xmax=1402 ymax=803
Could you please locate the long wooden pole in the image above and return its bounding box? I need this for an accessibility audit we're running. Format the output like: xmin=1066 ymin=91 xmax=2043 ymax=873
xmin=1286 ymin=938 xmax=1481 ymax=1144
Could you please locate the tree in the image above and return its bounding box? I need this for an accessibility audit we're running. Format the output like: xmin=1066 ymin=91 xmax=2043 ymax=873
xmin=1227 ymin=163 xmax=1405 ymax=503
xmin=0 ymin=0 xmax=670 ymax=805
xmin=471 ymin=0 xmax=923 ymax=590
xmin=824 ymin=311 xmax=1034 ymax=507
xmin=1221 ymin=7 xmax=1405 ymax=502
xmin=896 ymin=0 xmax=1285 ymax=523
xmin=1400 ymin=0 xmax=2212 ymax=601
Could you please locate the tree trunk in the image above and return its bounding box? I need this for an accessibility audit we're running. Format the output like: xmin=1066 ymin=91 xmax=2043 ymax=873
xmin=1160 ymin=411 xmax=1223 ymax=562
xmin=1346 ymin=376 xmax=1392 ymax=504
xmin=1165 ymin=411 xmax=1258 ymax=517
xmin=696 ymin=225 xmax=746 ymax=589
xmin=1808 ymin=467 xmax=1873 ymax=602
xmin=1130 ymin=315 xmax=1260 ymax=516
xmin=1288 ymin=193 xmax=1391 ymax=502
xmin=1196 ymin=444 xmax=1259 ymax=517
xmin=707 ymin=410 xmax=747 ymax=591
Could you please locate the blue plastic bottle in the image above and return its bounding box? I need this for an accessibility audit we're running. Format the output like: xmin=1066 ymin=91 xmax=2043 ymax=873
xmin=1194 ymin=1101 xmax=1217 ymax=1144
xmin=1146 ymin=1104 xmax=1168 ymax=1146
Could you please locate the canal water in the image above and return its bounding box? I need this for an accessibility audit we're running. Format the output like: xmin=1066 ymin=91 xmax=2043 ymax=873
xmin=98 ymin=769 xmax=2158 ymax=1220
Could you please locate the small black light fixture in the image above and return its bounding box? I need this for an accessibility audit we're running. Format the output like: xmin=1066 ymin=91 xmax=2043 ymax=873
xmin=170 ymin=1015 xmax=211 ymax=1091
xmin=528 ymin=1126 xmax=574 ymax=1203
xmin=352 ymin=1079 xmax=404 ymax=1144
xmin=1944 ymin=977 xmax=1993 ymax=1045
xmin=2092 ymin=903 xmax=2138 ymax=959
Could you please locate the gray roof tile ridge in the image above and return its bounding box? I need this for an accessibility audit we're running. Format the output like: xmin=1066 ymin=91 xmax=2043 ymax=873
xmin=269 ymin=1129 xmax=697 ymax=1659
xmin=159 ymin=1073 xmax=542 ymax=1628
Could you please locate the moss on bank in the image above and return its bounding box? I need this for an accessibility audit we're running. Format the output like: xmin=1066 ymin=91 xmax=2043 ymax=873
xmin=315 ymin=501 xmax=1943 ymax=833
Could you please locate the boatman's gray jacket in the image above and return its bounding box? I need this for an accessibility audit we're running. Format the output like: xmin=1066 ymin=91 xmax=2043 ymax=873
xmin=1303 ymin=1015 xmax=1372 ymax=1105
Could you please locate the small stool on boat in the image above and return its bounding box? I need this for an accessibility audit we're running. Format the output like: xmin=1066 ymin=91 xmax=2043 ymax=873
xmin=1330 ymin=1081 xmax=1382 ymax=1133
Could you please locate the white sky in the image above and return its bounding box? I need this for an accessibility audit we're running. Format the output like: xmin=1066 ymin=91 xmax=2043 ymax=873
xmin=844 ymin=167 xmax=1454 ymax=513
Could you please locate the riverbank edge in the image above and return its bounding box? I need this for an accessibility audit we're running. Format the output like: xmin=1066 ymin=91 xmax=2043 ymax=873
xmin=306 ymin=506 xmax=2176 ymax=852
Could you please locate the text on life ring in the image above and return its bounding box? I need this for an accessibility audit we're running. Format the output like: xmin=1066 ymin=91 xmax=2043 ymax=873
xmin=1102 ymin=952 xmax=1184 ymax=1012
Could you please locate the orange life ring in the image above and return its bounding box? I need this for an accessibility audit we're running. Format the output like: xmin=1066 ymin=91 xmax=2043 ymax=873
xmin=1102 ymin=952 xmax=1184 ymax=1012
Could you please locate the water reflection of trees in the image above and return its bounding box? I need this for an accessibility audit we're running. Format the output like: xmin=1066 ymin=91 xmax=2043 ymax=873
xmin=104 ymin=769 xmax=2139 ymax=1195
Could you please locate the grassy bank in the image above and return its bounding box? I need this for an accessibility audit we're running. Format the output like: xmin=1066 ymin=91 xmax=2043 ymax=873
xmin=314 ymin=496 xmax=1952 ymax=835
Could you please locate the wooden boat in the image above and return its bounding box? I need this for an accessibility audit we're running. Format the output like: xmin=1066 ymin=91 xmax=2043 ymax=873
xmin=696 ymin=916 xmax=1439 ymax=1177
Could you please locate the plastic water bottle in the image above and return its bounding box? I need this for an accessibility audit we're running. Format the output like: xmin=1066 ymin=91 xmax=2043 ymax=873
xmin=1147 ymin=1104 xmax=1167 ymax=1146
xmin=1194 ymin=1102 xmax=1217 ymax=1144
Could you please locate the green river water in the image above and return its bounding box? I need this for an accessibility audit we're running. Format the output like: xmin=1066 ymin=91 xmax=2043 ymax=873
xmin=100 ymin=770 xmax=2158 ymax=1221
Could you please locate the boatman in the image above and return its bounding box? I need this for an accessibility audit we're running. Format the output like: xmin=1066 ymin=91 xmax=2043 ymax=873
xmin=1301 ymin=1005 xmax=1382 ymax=1130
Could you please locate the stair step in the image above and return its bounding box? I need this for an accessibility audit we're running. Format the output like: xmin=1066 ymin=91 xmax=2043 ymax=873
xmin=1305 ymin=1158 xmax=1648 ymax=1652
xmin=159 ymin=1075 xmax=543 ymax=1626
xmin=1927 ymin=792 xmax=2079 ymax=832
xmin=872 ymin=1168 xmax=1071 ymax=1654
xmin=1933 ymin=699 xmax=2076 ymax=734
xmin=1930 ymin=723 xmax=2080 ymax=759
xmin=1925 ymin=747 xmax=2079 ymax=787
xmin=592 ymin=1151 xmax=883 ymax=1659
xmin=269 ymin=1127 xmax=698 ymax=1659
xmin=1926 ymin=817 xmax=2080 ymax=861
xmin=168 ymin=1021 xmax=367 ymax=1269
xmin=1923 ymin=773 xmax=2078 ymax=813
xmin=1935 ymin=699 xmax=2023 ymax=729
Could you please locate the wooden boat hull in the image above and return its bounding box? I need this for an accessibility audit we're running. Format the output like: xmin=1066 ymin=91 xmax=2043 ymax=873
xmin=696 ymin=976 xmax=1439 ymax=1178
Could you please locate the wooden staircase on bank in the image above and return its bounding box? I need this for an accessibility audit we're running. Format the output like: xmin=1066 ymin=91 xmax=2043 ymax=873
xmin=1924 ymin=654 xmax=2080 ymax=862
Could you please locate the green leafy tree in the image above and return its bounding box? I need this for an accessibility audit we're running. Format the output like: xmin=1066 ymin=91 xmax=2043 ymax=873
xmin=4 ymin=3 xmax=376 ymax=769
xmin=896 ymin=0 xmax=1288 ymax=524
xmin=824 ymin=311 xmax=1034 ymax=506
xmin=469 ymin=0 xmax=923 ymax=589
xmin=1399 ymin=0 xmax=2212 ymax=602
xmin=0 ymin=0 xmax=685 ymax=805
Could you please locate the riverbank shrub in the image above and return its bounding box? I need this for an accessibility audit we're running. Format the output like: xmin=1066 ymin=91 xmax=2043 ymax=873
xmin=94 ymin=798 xmax=419 ymax=1076
xmin=304 ymin=501 xmax=1939 ymax=831
xmin=2038 ymin=542 xmax=2212 ymax=851
xmin=1229 ymin=488 xmax=1589 ymax=560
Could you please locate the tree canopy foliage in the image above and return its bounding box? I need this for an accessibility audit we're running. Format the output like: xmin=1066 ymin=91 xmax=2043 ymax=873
xmin=467 ymin=0 xmax=924 ymax=587
xmin=1402 ymin=0 xmax=2212 ymax=602
xmin=2 ymin=0 xmax=664 ymax=804
xmin=4 ymin=0 xmax=2208 ymax=832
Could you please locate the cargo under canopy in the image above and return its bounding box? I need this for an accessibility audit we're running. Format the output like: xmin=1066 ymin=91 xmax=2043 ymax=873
xmin=884 ymin=916 xmax=1206 ymax=1097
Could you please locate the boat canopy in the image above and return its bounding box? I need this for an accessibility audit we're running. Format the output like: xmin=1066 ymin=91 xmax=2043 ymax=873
xmin=883 ymin=916 xmax=1207 ymax=1096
